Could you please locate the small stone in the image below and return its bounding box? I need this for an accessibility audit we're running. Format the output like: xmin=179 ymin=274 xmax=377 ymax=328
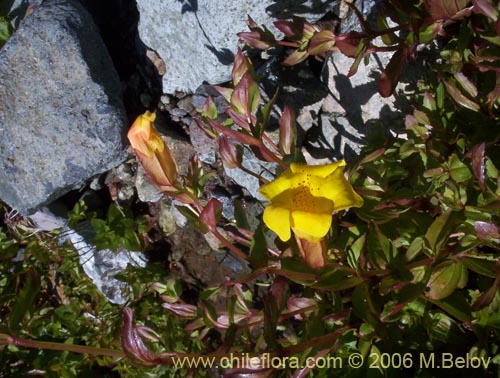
xmin=89 ymin=176 xmax=103 ymax=191
xmin=29 ymin=206 xmax=67 ymax=232
xmin=189 ymin=119 xmax=217 ymax=165
xmin=118 ymin=185 xmax=135 ymax=202
xmin=135 ymin=165 xmax=163 ymax=203
xmin=169 ymin=107 xmax=187 ymax=118
xmin=177 ymin=97 xmax=195 ymax=114
xmin=160 ymin=95 xmax=171 ymax=105
xmin=158 ymin=200 xmax=177 ymax=236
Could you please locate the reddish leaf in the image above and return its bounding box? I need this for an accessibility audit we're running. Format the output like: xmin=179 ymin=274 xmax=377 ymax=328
xmin=121 ymin=308 xmax=169 ymax=366
xmin=308 ymin=30 xmax=336 ymax=55
xmin=246 ymin=15 xmax=258 ymax=28
xmin=199 ymin=198 xmax=223 ymax=233
xmin=213 ymin=85 xmax=233 ymax=103
xmin=473 ymin=0 xmax=499 ymax=19
xmin=231 ymin=72 xmax=260 ymax=117
xmin=379 ymin=47 xmax=407 ymax=97
xmin=203 ymin=95 xmax=218 ymax=119
xmin=218 ymin=136 xmax=243 ymax=169
xmin=238 ymin=31 xmax=273 ymax=50
xmin=474 ymin=221 xmax=500 ymax=240
xmin=274 ymin=19 xmax=303 ymax=38
xmin=232 ymin=49 xmax=251 ymax=86
xmin=205 ymin=117 xmax=259 ymax=146
xmin=454 ymin=72 xmax=478 ymax=97
xmin=487 ymin=73 xmax=500 ymax=108
xmin=286 ymin=296 xmax=316 ymax=320
xmin=278 ymin=105 xmax=296 ymax=155
xmin=303 ymin=22 xmax=317 ymax=39
xmin=497 ymin=18 xmax=500 ymax=35
xmin=467 ymin=143 xmax=486 ymax=192
xmin=162 ymin=303 xmax=197 ymax=318
xmin=425 ymin=0 xmax=469 ymax=20
xmin=443 ymin=80 xmax=481 ymax=111
xmin=269 ymin=277 xmax=289 ymax=312
xmin=238 ymin=16 xmax=276 ymax=50
xmin=334 ymin=32 xmax=363 ymax=58
xmin=226 ymin=107 xmax=253 ymax=131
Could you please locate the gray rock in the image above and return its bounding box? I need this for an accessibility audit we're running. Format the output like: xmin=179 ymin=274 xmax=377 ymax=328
xmin=29 ymin=205 xmax=67 ymax=232
xmin=136 ymin=0 xmax=335 ymax=93
xmin=224 ymin=147 xmax=276 ymax=201
xmin=304 ymin=41 xmax=429 ymax=162
xmin=62 ymin=224 xmax=147 ymax=305
xmin=339 ymin=0 xmax=382 ymax=33
xmin=0 ymin=0 xmax=127 ymax=215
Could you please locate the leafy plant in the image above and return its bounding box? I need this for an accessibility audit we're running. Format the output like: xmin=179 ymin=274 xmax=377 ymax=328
xmin=2 ymin=1 xmax=500 ymax=377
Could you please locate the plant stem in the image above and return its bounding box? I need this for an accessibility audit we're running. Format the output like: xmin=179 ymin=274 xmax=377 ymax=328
xmin=212 ymin=228 xmax=249 ymax=261
xmin=239 ymin=164 xmax=270 ymax=184
xmin=5 ymin=335 xmax=125 ymax=358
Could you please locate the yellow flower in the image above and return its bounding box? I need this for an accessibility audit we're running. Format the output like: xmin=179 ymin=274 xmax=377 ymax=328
xmin=259 ymin=161 xmax=363 ymax=242
xmin=127 ymin=111 xmax=178 ymax=191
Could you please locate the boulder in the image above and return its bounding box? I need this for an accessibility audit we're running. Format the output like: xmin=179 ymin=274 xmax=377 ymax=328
xmin=136 ymin=0 xmax=335 ymax=93
xmin=0 ymin=0 xmax=127 ymax=215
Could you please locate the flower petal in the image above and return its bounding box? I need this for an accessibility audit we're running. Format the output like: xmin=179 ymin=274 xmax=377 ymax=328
xmin=318 ymin=168 xmax=364 ymax=211
xmin=263 ymin=205 xmax=291 ymax=241
xmin=272 ymin=188 xmax=334 ymax=213
xmin=291 ymin=210 xmax=332 ymax=242
xmin=290 ymin=161 xmax=346 ymax=178
xmin=259 ymin=169 xmax=297 ymax=200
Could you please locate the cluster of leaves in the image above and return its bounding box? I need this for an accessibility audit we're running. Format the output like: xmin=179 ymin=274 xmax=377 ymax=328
xmin=120 ymin=1 xmax=500 ymax=377
xmin=0 ymin=203 xmax=121 ymax=376
xmin=0 ymin=1 xmax=29 ymax=49
xmin=69 ymin=200 xmax=146 ymax=252
xmin=2 ymin=0 xmax=500 ymax=377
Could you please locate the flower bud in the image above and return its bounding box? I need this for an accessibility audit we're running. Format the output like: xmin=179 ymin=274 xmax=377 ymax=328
xmin=127 ymin=111 xmax=179 ymax=191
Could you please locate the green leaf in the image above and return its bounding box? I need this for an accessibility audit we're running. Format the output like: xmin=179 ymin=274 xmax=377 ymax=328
xmin=425 ymin=292 xmax=472 ymax=322
xmin=9 ymin=268 xmax=40 ymax=330
xmin=352 ymin=284 xmax=382 ymax=331
xmin=347 ymin=234 xmax=365 ymax=270
xmin=200 ymin=286 xmax=222 ymax=301
xmin=406 ymin=236 xmax=424 ymax=261
xmin=448 ymin=153 xmax=472 ymax=182
xmin=0 ymin=18 xmax=13 ymax=48
xmin=443 ymin=80 xmax=481 ymax=111
xmin=256 ymin=87 xmax=279 ymax=137
xmin=313 ymin=269 xmax=363 ymax=291
xmin=462 ymin=256 xmax=497 ymax=278
xmin=233 ymin=199 xmax=251 ymax=229
xmin=377 ymin=15 xmax=399 ymax=45
xmin=249 ymin=224 xmax=268 ymax=268
xmin=424 ymin=210 xmax=453 ymax=256
xmin=425 ymin=261 xmax=468 ymax=300
xmin=367 ymin=224 xmax=396 ymax=269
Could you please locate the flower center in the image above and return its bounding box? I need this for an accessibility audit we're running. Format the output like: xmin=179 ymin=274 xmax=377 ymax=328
xmin=292 ymin=185 xmax=317 ymax=212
